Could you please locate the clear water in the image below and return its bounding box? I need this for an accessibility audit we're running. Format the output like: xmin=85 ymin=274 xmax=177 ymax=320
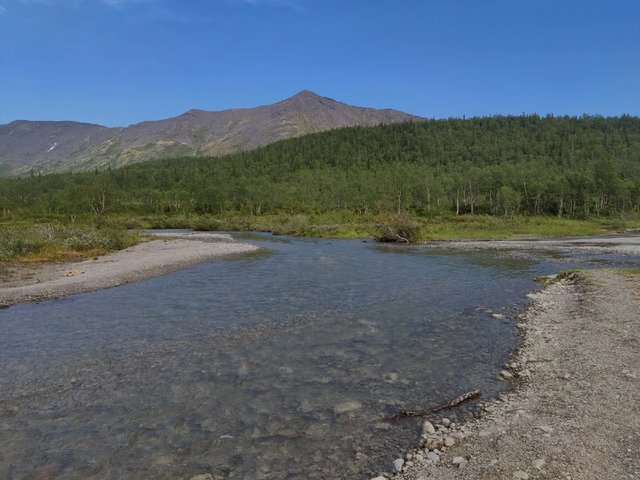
xmin=1 ymin=234 xmax=638 ymax=479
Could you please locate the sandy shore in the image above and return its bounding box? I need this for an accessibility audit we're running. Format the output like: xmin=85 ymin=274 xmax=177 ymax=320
xmin=388 ymin=270 xmax=639 ymax=480
xmin=0 ymin=234 xmax=259 ymax=307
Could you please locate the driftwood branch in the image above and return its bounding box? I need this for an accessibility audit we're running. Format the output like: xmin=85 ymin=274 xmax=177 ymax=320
xmin=386 ymin=389 xmax=481 ymax=420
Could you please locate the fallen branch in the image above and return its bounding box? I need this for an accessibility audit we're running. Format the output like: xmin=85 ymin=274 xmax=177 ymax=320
xmin=386 ymin=389 xmax=481 ymax=420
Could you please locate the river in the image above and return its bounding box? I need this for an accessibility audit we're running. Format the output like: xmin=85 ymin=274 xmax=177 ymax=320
xmin=1 ymin=233 xmax=638 ymax=479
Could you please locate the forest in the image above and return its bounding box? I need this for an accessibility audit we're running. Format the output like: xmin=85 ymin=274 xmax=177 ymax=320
xmin=1 ymin=115 xmax=639 ymax=227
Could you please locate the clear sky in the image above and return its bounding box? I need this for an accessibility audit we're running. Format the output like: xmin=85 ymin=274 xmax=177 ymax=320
xmin=1 ymin=0 xmax=638 ymax=126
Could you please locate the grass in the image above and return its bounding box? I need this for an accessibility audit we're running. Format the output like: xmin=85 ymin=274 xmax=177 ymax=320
xmin=111 ymin=212 xmax=640 ymax=241
xmin=418 ymin=215 xmax=629 ymax=240
xmin=618 ymin=268 xmax=640 ymax=277
xmin=0 ymin=222 xmax=143 ymax=265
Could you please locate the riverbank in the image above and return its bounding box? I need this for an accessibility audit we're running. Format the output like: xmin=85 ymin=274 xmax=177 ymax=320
xmin=434 ymin=234 xmax=640 ymax=256
xmin=0 ymin=234 xmax=259 ymax=307
xmin=388 ymin=269 xmax=639 ymax=480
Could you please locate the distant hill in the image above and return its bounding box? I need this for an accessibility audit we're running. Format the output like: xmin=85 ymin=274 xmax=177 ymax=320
xmin=2 ymin=115 xmax=639 ymax=220
xmin=0 ymin=91 xmax=420 ymax=176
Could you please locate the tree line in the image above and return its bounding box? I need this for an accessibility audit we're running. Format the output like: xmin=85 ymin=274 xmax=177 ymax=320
xmin=1 ymin=114 xmax=639 ymax=220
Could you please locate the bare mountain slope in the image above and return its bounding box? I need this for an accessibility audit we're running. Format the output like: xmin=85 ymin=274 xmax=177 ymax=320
xmin=0 ymin=91 xmax=420 ymax=176
xmin=0 ymin=121 xmax=121 ymax=175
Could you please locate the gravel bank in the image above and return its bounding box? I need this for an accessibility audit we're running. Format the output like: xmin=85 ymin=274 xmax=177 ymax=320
xmin=385 ymin=270 xmax=639 ymax=480
xmin=0 ymin=236 xmax=259 ymax=307
xmin=434 ymin=234 xmax=640 ymax=256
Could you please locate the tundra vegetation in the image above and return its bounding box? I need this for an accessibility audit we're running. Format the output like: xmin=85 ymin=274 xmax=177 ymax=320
xmin=0 ymin=222 xmax=141 ymax=265
xmin=1 ymin=115 xmax=639 ymax=255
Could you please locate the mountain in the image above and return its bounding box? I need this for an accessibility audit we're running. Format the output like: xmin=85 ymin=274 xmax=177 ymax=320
xmin=3 ymin=116 xmax=639 ymax=220
xmin=0 ymin=121 xmax=122 ymax=176
xmin=0 ymin=91 xmax=420 ymax=176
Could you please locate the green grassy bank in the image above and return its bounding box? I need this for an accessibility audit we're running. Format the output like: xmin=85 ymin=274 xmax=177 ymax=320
xmin=2 ymin=213 xmax=638 ymax=267
xmin=0 ymin=221 xmax=142 ymax=265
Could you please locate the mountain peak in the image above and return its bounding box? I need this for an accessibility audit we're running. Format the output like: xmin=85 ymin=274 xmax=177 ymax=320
xmin=292 ymin=89 xmax=321 ymax=99
xmin=1 ymin=92 xmax=419 ymax=175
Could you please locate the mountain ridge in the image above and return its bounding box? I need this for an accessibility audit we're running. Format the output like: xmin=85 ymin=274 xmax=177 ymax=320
xmin=0 ymin=91 xmax=421 ymax=176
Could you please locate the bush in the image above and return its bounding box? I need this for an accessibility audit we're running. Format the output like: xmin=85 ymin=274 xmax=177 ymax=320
xmin=374 ymin=213 xmax=421 ymax=243
xmin=0 ymin=237 xmax=45 ymax=261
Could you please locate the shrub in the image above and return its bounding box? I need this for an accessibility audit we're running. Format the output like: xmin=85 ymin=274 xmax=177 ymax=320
xmin=374 ymin=213 xmax=421 ymax=243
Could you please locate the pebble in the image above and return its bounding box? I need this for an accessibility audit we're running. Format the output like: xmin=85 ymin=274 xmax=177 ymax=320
xmin=537 ymin=425 xmax=553 ymax=434
xmin=190 ymin=475 xmax=214 ymax=480
xmin=371 ymin=477 xmax=387 ymax=480
xmin=393 ymin=458 xmax=404 ymax=473
xmin=422 ymin=420 xmax=436 ymax=435
xmin=517 ymin=369 xmax=532 ymax=378
xmin=479 ymin=429 xmax=491 ymax=437
xmin=441 ymin=418 xmax=451 ymax=427
xmin=426 ymin=452 xmax=440 ymax=462
xmin=452 ymin=456 xmax=465 ymax=465
xmin=533 ymin=458 xmax=546 ymax=469
xmin=444 ymin=436 xmax=456 ymax=447
xmin=491 ymin=313 xmax=504 ymax=319
xmin=514 ymin=471 xmax=530 ymax=479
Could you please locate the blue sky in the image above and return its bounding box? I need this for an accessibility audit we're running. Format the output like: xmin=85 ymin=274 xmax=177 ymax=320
xmin=1 ymin=0 xmax=638 ymax=126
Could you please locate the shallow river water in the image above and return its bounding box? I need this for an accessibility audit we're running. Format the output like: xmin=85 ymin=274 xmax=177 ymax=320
xmin=1 ymin=233 xmax=639 ymax=479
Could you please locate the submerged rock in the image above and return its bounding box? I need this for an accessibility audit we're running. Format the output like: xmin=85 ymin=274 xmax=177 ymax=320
xmin=384 ymin=372 xmax=399 ymax=383
xmin=333 ymin=401 xmax=362 ymax=414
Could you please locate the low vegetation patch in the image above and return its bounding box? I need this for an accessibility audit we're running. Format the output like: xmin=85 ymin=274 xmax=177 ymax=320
xmin=536 ymin=269 xmax=583 ymax=286
xmin=0 ymin=222 xmax=142 ymax=264
xmin=618 ymin=267 xmax=640 ymax=277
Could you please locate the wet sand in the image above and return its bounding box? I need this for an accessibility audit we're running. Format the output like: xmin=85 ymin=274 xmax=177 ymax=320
xmin=0 ymin=235 xmax=259 ymax=307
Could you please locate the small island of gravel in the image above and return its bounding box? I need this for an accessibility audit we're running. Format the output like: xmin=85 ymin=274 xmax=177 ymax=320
xmin=0 ymin=233 xmax=260 ymax=307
